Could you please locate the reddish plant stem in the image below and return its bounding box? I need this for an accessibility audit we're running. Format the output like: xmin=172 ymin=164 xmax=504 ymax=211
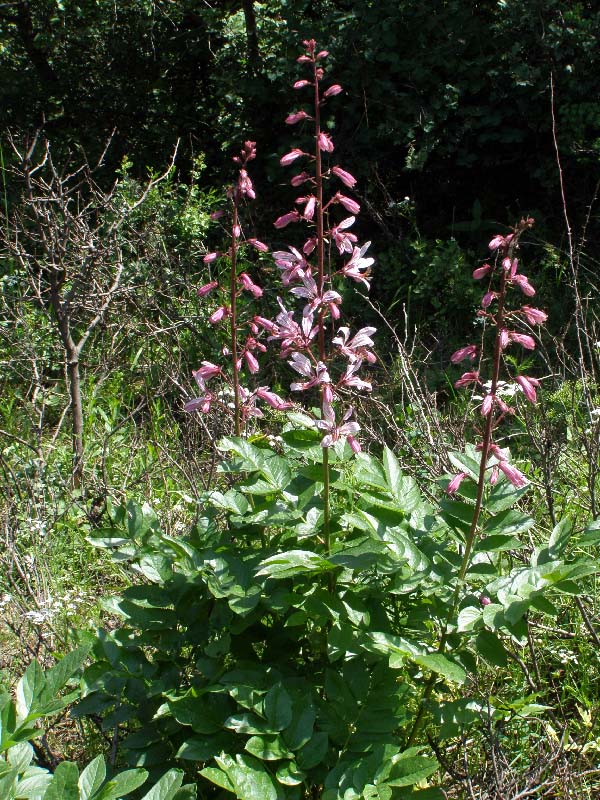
xmin=230 ymin=201 xmax=241 ymax=436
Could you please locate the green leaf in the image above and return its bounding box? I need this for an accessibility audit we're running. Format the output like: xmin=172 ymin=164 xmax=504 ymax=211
xmin=456 ymin=606 xmax=482 ymax=632
xmin=245 ymin=734 xmax=292 ymax=761
xmin=13 ymin=770 xmax=53 ymax=797
xmin=176 ymin=734 xmax=236 ymax=762
xmin=199 ymin=766 xmax=235 ymax=793
xmin=94 ymin=769 xmax=148 ymax=800
xmin=276 ymin=761 xmax=305 ymax=786
xmin=484 ymin=508 xmax=534 ymax=537
xmin=475 ymin=630 xmax=508 ymax=667
xmin=486 ymin=480 xmax=529 ymax=514
xmin=296 ymin=732 xmax=328 ymax=770
xmin=474 ymin=534 xmax=525 ymax=553
xmin=386 ymin=753 xmax=439 ymax=787
xmin=383 ymin=447 xmax=423 ymax=512
xmin=448 ymin=451 xmax=480 ymax=481
xmin=213 ymin=753 xmax=278 ymax=800
xmin=283 ymin=702 xmax=316 ymax=751
xmin=44 ymin=761 xmax=80 ymax=800
xmin=580 ymin=518 xmax=600 ymax=547
xmin=535 ymin=516 xmax=574 ymax=565
xmin=15 ymin=662 xmax=45 ymax=720
xmin=139 ymin=769 xmax=184 ymax=800
xmin=256 ymin=550 xmax=334 ymax=579
xmin=78 ymin=755 xmax=106 ymax=800
xmin=413 ymin=653 xmax=466 ymax=685
xmin=264 ymin=684 xmax=293 ymax=731
xmin=6 ymin=742 xmax=33 ymax=772
xmin=354 ymin=453 xmax=388 ymax=490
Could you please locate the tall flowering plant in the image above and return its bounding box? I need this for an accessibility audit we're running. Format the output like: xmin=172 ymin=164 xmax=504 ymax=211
xmin=257 ymin=38 xmax=377 ymax=555
xmin=186 ymin=141 xmax=292 ymax=436
xmin=265 ymin=39 xmax=376 ymax=452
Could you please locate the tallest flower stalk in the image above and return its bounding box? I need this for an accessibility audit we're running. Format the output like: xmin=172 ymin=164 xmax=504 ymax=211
xmin=269 ymin=39 xmax=376 ymax=557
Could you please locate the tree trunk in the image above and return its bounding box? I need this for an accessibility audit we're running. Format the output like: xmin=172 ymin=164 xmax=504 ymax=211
xmin=242 ymin=0 xmax=260 ymax=73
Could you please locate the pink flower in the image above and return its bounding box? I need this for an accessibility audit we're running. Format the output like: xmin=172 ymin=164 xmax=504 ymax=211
xmin=244 ymin=350 xmax=260 ymax=374
xmin=331 ymin=216 xmax=358 ymax=254
xmin=232 ymin=224 xmax=241 ymax=238
xmin=332 ymin=326 xmax=377 ymax=363
xmin=340 ymin=241 xmax=374 ymax=288
xmin=293 ymin=79 xmax=311 ymax=88
xmin=274 ymin=210 xmax=301 ymax=228
xmin=193 ymin=362 xmax=221 ymax=381
xmin=273 ymin=246 xmax=306 ymax=286
xmin=247 ymin=238 xmax=268 ymax=253
xmin=203 ymin=252 xmax=219 ymax=264
xmin=473 ymin=263 xmax=492 ymax=280
xmin=450 ymin=344 xmax=477 ymax=364
xmin=511 ymin=274 xmax=536 ymax=296
xmin=481 ymin=394 xmax=494 ymax=416
xmin=334 ymin=192 xmax=360 ymax=214
xmin=479 ymin=595 xmax=491 ymax=607
xmin=332 ymin=166 xmax=357 ymax=188
xmin=520 ymin=305 xmax=547 ymax=325
xmin=197 ymin=280 xmax=219 ymax=297
xmin=316 ymin=403 xmax=360 ymax=449
xmin=339 ymin=360 xmax=372 ymax=392
xmin=446 ymin=472 xmax=468 ymax=495
xmin=210 ymin=210 xmax=224 ymax=221
xmin=499 ymin=329 xmax=510 ymax=350
xmin=515 ymin=374 xmax=541 ymax=403
xmin=498 ymin=461 xmax=528 ymax=488
xmin=286 ymin=110 xmax=312 ymax=125
xmin=209 ymin=306 xmax=230 ymax=325
xmin=298 ymin=195 xmax=316 ymax=221
xmin=508 ymin=331 xmax=536 ymax=350
xmin=316 ymin=50 xmax=329 ymax=59
xmin=184 ymin=393 xmax=213 ymax=413
xmin=291 ymin=171 xmax=312 ymax=187
xmin=347 ymin=436 xmax=361 ymax=454
xmin=256 ymin=387 xmax=294 ymax=411
xmin=238 ymin=169 xmax=255 ymax=199
xmin=482 ymin=291 xmax=497 ymax=309
xmin=303 ymin=237 xmax=317 ymax=255
xmin=238 ymin=273 xmax=263 ymax=298
xmin=318 ymin=133 xmax=334 ymax=153
xmin=488 ymin=233 xmax=514 ymax=251
xmin=324 ymin=84 xmax=342 ymax=97
xmin=280 ymin=149 xmax=306 ymax=166
xmin=454 ymin=371 xmax=480 ymax=388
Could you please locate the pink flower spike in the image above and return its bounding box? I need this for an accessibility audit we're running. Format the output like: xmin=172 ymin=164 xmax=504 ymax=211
xmin=450 ymin=344 xmax=477 ymax=364
xmin=296 ymin=57 xmax=311 ymax=65
xmin=316 ymin=50 xmax=329 ymax=59
xmin=515 ymin=374 xmax=541 ymax=403
xmin=318 ymin=132 xmax=334 ymax=153
xmin=286 ymin=110 xmax=313 ymax=125
xmin=446 ymin=472 xmax=468 ymax=495
xmin=203 ymin=252 xmax=219 ymax=264
xmin=256 ymin=387 xmax=293 ymax=411
xmin=332 ymin=165 xmax=357 ymax=188
xmin=238 ymin=169 xmax=255 ymax=200
xmin=521 ymin=305 xmax=548 ymax=325
xmin=238 ymin=272 xmax=263 ymax=298
xmin=209 ymin=306 xmax=230 ymax=325
xmin=473 ymin=263 xmax=492 ymax=280
xmin=280 ymin=148 xmax=306 ymax=166
xmin=499 ymin=329 xmax=510 ymax=350
xmin=454 ymin=371 xmax=480 ymax=388
xmin=347 ymin=435 xmax=361 ymax=454
xmin=489 ymin=465 xmax=499 ymax=485
xmin=324 ymin=84 xmax=343 ymax=97
xmin=274 ymin=210 xmax=301 ymax=228
xmin=498 ymin=461 xmax=528 ymax=488
xmin=247 ymin=238 xmax=269 ymax=253
xmin=197 ymin=280 xmax=219 ymax=297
